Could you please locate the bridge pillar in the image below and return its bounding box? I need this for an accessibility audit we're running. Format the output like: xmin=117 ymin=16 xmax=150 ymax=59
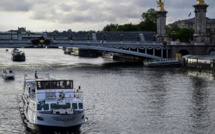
xmin=166 ymin=49 xmax=169 ymax=58
xmin=193 ymin=2 xmax=210 ymax=45
xmin=161 ymin=48 xmax=163 ymax=58
xmin=156 ymin=10 xmax=169 ymax=42
xmin=153 ymin=48 xmax=155 ymax=56
xmin=145 ymin=48 xmax=147 ymax=54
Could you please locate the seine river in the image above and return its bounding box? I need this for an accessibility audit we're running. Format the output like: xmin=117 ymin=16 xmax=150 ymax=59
xmin=0 ymin=48 xmax=215 ymax=134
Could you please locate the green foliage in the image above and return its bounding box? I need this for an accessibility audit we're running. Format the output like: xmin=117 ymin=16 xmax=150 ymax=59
xmin=103 ymin=23 xmax=119 ymax=31
xmin=141 ymin=8 xmax=157 ymax=24
xmin=168 ymin=26 xmax=194 ymax=42
xmin=103 ymin=8 xmax=157 ymax=32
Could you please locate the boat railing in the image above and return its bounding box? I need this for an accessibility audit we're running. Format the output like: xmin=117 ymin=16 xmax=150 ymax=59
xmin=30 ymin=92 xmax=36 ymax=101
xmin=74 ymin=90 xmax=83 ymax=100
xmin=24 ymin=72 xmax=50 ymax=80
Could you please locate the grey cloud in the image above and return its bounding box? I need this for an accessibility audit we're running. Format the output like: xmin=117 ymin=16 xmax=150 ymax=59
xmin=0 ymin=0 xmax=32 ymax=11
xmin=28 ymin=0 xmax=215 ymax=26
xmin=59 ymin=3 xmax=72 ymax=12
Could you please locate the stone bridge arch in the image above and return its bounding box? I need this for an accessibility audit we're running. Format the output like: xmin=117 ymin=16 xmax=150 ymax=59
xmin=178 ymin=49 xmax=190 ymax=56
xmin=208 ymin=48 xmax=215 ymax=55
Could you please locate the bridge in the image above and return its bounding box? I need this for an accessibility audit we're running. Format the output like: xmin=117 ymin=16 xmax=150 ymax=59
xmin=68 ymin=42 xmax=169 ymax=60
xmin=0 ymin=40 xmax=170 ymax=60
xmin=0 ymin=31 xmax=214 ymax=60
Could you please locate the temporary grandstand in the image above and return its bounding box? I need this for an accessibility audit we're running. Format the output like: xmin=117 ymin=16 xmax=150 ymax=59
xmin=46 ymin=31 xmax=156 ymax=42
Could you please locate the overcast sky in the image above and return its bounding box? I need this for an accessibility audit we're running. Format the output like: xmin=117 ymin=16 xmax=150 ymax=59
xmin=0 ymin=0 xmax=214 ymax=32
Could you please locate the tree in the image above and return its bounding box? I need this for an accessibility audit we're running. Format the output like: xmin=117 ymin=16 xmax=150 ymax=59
xmin=141 ymin=8 xmax=157 ymax=24
xmin=102 ymin=8 xmax=157 ymax=32
xmin=168 ymin=26 xmax=194 ymax=42
xmin=103 ymin=23 xmax=118 ymax=31
xmin=139 ymin=8 xmax=157 ymax=31
xmin=177 ymin=28 xmax=194 ymax=42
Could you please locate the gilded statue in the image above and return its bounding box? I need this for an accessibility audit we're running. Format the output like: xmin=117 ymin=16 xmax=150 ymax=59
xmin=196 ymin=0 xmax=205 ymax=4
xmin=156 ymin=0 xmax=165 ymax=11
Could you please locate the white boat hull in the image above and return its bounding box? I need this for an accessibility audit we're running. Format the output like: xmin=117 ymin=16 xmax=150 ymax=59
xmin=21 ymin=96 xmax=85 ymax=127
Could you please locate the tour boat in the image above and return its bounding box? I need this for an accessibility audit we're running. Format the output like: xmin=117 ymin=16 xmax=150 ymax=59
xmin=20 ymin=72 xmax=86 ymax=128
xmin=11 ymin=48 xmax=25 ymax=61
xmin=2 ymin=67 xmax=15 ymax=79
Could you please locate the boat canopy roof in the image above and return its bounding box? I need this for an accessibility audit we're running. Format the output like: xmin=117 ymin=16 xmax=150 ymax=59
xmin=182 ymin=55 xmax=215 ymax=60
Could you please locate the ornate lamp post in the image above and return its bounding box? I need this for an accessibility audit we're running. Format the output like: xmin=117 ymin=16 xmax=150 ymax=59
xmin=103 ymin=34 xmax=107 ymax=41
xmin=172 ymin=31 xmax=176 ymax=41
xmin=136 ymin=35 xmax=140 ymax=41
xmin=53 ymin=32 xmax=56 ymax=40
xmin=27 ymin=32 xmax=30 ymax=40
xmin=120 ymin=34 xmax=123 ymax=41
xmin=70 ymin=33 xmax=73 ymax=40
xmin=87 ymin=32 xmax=90 ymax=40
xmin=153 ymin=35 xmax=157 ymax=42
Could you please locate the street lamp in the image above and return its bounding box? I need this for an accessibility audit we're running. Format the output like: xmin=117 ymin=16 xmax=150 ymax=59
xmin=172 ymin=31 xmax=176 ymax=41
xmin=136 ymin=35 xmax=140 ymax=41
xmin=120 ymin=34 xmax=123 ymax=41
xmin=53 ymin=32 xmax=56 ymax=40
xmin=27 ymin=32 xmax=30 ymax=40
xmin=201 ymin=34 xmax=204 ymax=42
xmin=87 ymin=32 xmax=90 ymax=40
xmin=153 ymin=35 xmax=157 ymax=42
xmin=103 ymin=34 xmax=107 ymax=41
xmin=70 ymin=33 xmax=73 ymax=40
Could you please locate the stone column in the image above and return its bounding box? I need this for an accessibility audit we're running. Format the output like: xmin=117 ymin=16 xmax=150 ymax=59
xmin=156 ymin=11 xmax=168 ymax=42
xmin=193 ymin=3 xmax=209 ymax=45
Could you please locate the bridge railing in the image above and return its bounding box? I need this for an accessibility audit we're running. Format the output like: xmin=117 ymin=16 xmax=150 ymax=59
xmin=144 ymin=58 xmax=181 ymax=63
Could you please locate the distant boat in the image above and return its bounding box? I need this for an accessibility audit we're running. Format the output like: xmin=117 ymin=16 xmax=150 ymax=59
xmin=2 ymin=67 xmax=15 ymax=79
xmin=102 ymin=52 xmax=114 ymax=59
xmin=143 ymin=59 xmax=180 ymax=67
xmin=11 ymin=48 xmax=25 ymax=61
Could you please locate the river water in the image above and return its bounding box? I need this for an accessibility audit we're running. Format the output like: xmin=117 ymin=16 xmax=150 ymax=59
xmin=0 ymin=48 xmax=215 ymax=134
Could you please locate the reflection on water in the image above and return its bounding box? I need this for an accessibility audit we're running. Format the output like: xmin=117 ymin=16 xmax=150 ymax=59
xmin=187 ymin=70 xmax=214 ymax=81
xmin=189 ymin=77 xmax=210 ymax=134
xmin=0 ymin=48 xmax=215 ymax=134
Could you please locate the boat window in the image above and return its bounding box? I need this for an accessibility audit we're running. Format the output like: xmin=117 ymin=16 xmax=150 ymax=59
xmin=37 ymin=101 xmax=49 ymax=110
xmin=52 ymin=81 xmax=58 ymax=89
xmin=51 ymin=103 xmax=60 ymax=109
xmin=79 ymin=103 xmax=83 ymax=109
xmin=51 ymin=103 xmax=71 ymax=109
xmin=72 ymin=103 xmax=78 ymax=109
xmin=60 ymin=81 xmax=66 ymax=88
xmin=67 ymin=81 xmax=72 ymax=89
xmin=37 ymin=82 xmax=44 ymax=89
xmin=37 ymin=104 xmax=42 ymax=110
xmin=60 ymin=105 xmax=67 ymax=109
xmin=37 ymin=104 xmax=49 ymax=110
xmin=66 ymin=103 xmax=71 ymax=108
xmin=44 ymin=104 xmax=49 ymax=110
xmin=45 ymin=81 xmax=51 ymax=89
xmin=37 ymin=104 xmax=41 ymax=110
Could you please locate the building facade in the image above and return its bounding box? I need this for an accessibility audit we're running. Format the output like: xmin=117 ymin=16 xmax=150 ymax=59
xmin=168 ymin=18 xmax=215 ymax=33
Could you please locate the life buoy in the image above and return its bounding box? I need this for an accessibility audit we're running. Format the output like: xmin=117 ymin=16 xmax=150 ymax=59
xmin=58 ymin=91 xmax=65 ymax=100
